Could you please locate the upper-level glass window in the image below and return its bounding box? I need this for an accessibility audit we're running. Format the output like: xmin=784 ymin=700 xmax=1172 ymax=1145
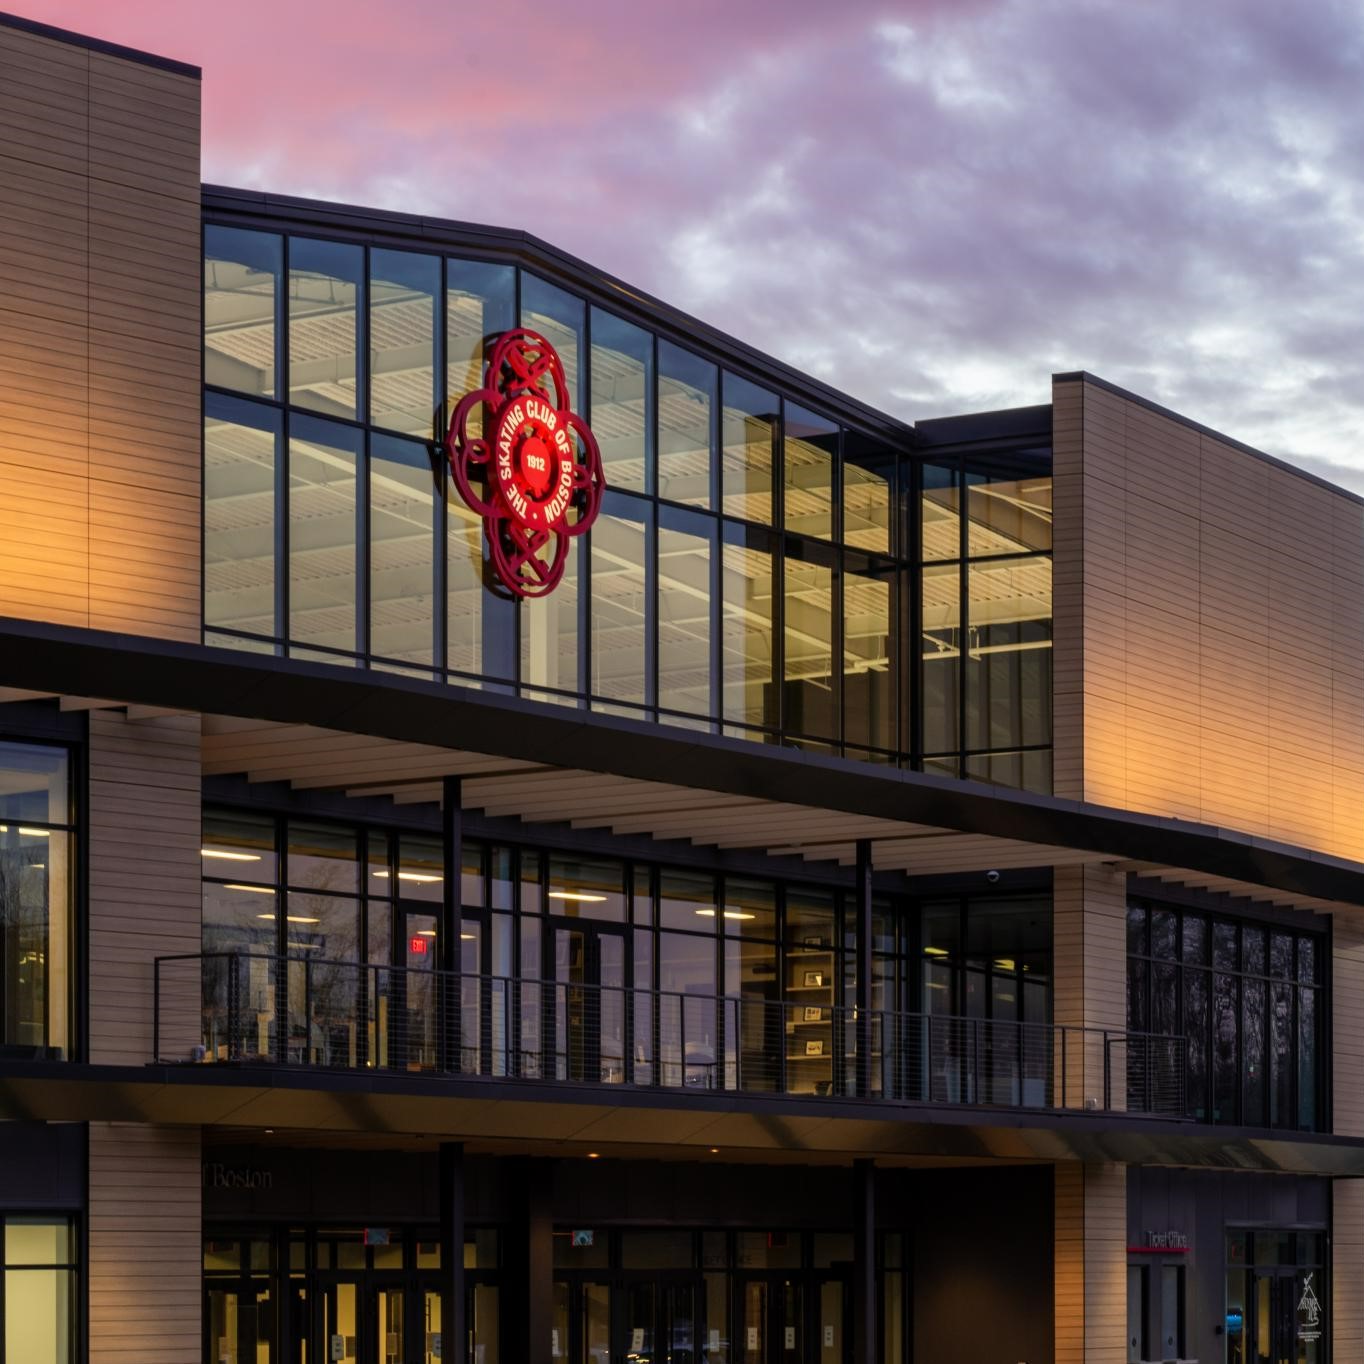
xmin=0 ymin=741 xmax=74 ymax=1059
xmin=204 ymin=226 xmax=280 ymax=398
xmin=721 ymin=374 xmax=777 ymax=523
xmin=658 ymin=341 xmax=715 ymax=509
xmin=202 ymin=229 xmax=1052 ymax=790
xmin=783 ymin=403 xmax=836 ymax=541
xmin=289 ymin=236 xmax=361 ymax=420
xmin=370 ymin=249 xmax=439 ymax=438
xmin=591 ymin=308 xmax=652 ymax=494
xmin=1126 ymin=900 xmax=1322 ymax=1130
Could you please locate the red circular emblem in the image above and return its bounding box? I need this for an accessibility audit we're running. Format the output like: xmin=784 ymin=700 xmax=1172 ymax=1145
xmin=446 ymin=329 xmax=605 ymax=598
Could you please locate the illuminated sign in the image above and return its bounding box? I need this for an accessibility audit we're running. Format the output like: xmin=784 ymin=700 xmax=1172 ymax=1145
xmin=409 ymin=936 xmax=428 ymax=955
xmin=447 ymin=329 xmax=605 ymax=598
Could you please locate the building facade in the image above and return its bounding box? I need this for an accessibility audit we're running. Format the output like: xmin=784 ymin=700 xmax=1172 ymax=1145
xmin=0 ymin=11 xmax=1362 ymax=1363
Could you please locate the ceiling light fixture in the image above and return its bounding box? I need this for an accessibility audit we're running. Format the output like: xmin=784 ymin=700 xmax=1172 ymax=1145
xmin=548 ymin=891 xmax=608 ymax=903
xmin=201 ymin=849 xmax=261 ymax=861
xmin=225 ymin=884 xmax=276 ymax=895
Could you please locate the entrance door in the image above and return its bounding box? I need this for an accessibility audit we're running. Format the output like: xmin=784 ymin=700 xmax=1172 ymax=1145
xmin=815 ymin=1278 xmax=847 ymax=1364
xmin=549 ymin=923 xmax=628 ymax=1084
xmin=1251 ymin=1272 xmax=1295 ymax=1364
xmin=553 ymin=1280 xmax=611 ymax=1364
xmin=738 ymin=1279 xmax=804 ymax=1364
xmin=318 ymin=1281 xmax=409 ymax=1364
xmin=321 ymin=1281 xmax=361 ymax=1364
xmin=620 ymin=1279 xmax=699 ymax=1363
xmin=206 ymin=1281 xmax=273 ymax=1364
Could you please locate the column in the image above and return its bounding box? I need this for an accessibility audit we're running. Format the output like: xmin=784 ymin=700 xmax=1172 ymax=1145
xmin=439 ymin=1142 xmax=466 ymax=1364
xmin=1054 ymin=1162 xmax=1126 ymax=1364
xmin=852 ymin=1159 xmax=876 ymax=1364
xmin=89 ymin=1123 xmax=201 ymax=1363
xmin=1052 ymin=864 xmax=1126 ymax=1110
xmin=442 ymin=775 xmax=462 ymax=1071
xmin=503 ymin=1157 xmax=554 ymax=1364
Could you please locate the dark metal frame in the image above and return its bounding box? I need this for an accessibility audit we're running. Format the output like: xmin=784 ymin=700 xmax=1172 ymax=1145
xmin=202 ymin=208 xmax=1014 ymax=778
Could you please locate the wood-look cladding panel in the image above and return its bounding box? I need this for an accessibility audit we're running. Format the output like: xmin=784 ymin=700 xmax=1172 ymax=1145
xmin=89 ymin=1123 xmax=200 ymax=1363
xmin=88 ymin=711 xmax=201 ymax=1065
xmin=0 ymin=25 xmax=200 ymax=644
xmin=1054 ymin=1162 xmax=1127 ymax=1363
xmin=1053 ymin=864 xmax=1126 ymax=1111
xmin=1053 ymin=375 xmax=1364 ymax=859
xmin=1335 ymin=1180 xmax=1364 ymax=1363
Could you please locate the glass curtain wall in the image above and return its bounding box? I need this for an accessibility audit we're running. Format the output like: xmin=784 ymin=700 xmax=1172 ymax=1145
xmin=204 ymin=224 xmax=1051 ymax=788
xmin=0 ymin=742 xmax=74 ymax=1059
xmin=1126 ymin=900 xmax=1323 ymax=1129
xmin=200 ymin=805 xmax=1053 ymax=1098
xmin=920 ymin=446 xmax=1052 ymax=788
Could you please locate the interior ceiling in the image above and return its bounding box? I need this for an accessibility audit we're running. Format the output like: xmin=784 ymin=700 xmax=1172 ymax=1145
xmin=2 ymin=687 xmax=1350 ymax=912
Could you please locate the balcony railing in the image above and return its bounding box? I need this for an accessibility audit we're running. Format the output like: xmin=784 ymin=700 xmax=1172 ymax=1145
xmin=153 ymin=953 xmax=1188 ymax=1117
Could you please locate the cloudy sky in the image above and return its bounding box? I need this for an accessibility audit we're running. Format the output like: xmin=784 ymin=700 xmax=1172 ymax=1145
xmin=21 ymin=0 xmax=1364 ymax=487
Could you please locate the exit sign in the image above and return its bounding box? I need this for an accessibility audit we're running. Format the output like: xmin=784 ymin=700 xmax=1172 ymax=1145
xmin=409 ymin=936 xmax=428 ymax=955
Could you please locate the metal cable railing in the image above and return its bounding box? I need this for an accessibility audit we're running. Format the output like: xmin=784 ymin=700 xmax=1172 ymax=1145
xmin=154 ymin=953 xmax=1188 ymax=1117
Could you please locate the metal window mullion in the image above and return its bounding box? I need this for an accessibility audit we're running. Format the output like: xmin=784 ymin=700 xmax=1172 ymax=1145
xmin=434 ymin=256 xmax=449 ymax=684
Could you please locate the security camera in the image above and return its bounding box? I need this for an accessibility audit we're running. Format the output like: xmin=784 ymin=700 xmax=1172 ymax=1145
xmin=985 ymin=870 xmax=1001 ymax=884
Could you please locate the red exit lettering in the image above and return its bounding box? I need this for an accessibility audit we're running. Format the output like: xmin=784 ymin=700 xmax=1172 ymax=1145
xmin=409 ymin=936 xmax=428 ymax=955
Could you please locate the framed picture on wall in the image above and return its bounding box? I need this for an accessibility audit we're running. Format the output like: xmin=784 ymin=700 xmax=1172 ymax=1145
xmin=802 ymin=1006 xmax=822 ymax=1023
xmin=803 ymin=970 xmax=824 ymax=988
xmin=805 ymin=1039 xmax=824 ymax=1057
xmin=802 ymin=935 xmax=823 ymax=948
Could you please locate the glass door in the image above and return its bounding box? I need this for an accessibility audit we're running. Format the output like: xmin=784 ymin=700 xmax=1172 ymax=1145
xmin=620 ymin=1279 xmax=698 ymax=1363
xmin=738 ymin=1278 xmax=803 ymax=1364
xmin=1251 ymin=1272 xmax=1295 ymax=1364
xmin=372 ymin=1285 xmax=404 ymax=1364
xmin=816 ymin=1278 xmax=846 ymax=1364
xmin=206 ymin=1282 xmax=273 ymax=1364
xmin=398 ymin=908 xmax=439 ymax=1071
xmin=548 ymin=923 xmax=629 ymax=1083
xmin=552 ymin=1281 xmax=611 ymax=1364
xmin=320 ymin=1280 xmax=362 ymax=1364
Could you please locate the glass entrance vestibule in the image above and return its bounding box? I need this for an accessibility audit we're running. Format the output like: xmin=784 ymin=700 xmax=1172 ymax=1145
xmin=202 ymin=1226 xmax=912 ymax=1364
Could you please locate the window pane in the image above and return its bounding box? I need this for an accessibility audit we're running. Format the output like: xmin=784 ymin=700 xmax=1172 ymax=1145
xmin=921 ymin=463 xmax=960 ymax=562
xmin=203 ymin=881 xmax=279 ymax=955
xmin=660 ymin=870 xmax=717 ymax=932
xmin=370 ymin=433 xmax=436 ymax=668
xmin=6 ymin=1219 xmax=73 ymax=1266
xmin=289 ymin=414 xmax=358 ymax=654
xmin=205 ymin=392 xmax=280 ymax=639
xmin=447 ymin=258 xmax=516 ymax=424
xmin=1243 ymin=976 xmax=1266 ymax=1124
xmin=370 ymin=249 xmax=439 ymax=437
xmin=783 ymin=403 xmax=836 ymax=540
xmin=921 ymin=561 xmax=960 ymax=755
xmin=0 ymin=743 xmax=68 ymax=825
xmin=521 ymin=547 xmax=580 ymax=701
xmin=202 ymin=808 xmax=277 ymax=883
xmin=724 ymin=878 xmax=777 ymax=939
xmin=591 ymin=496 xmax=648 ymax=711
xmin=658 ymin=508 xmax=713 ymax=719
xmin=658 ymin=341 xmax=714 ymax=508
xmin=1213 ymin=972 xmax=1237 ymax=1121
xmin=0 ymin=827 xmax=72 ymax=1054
xmin=286 ymin=892 xmax=360 ymax=960
xmin=783 ymin=541 xmax=835 ymax=741
xmin=521 ymin=274 xmax=584 ymax=410
xmin=964 ymin=448 xmax=1052 ymax=556
xmin=721 ymin=526 xmax=775 ymax=732
xmin=287 ymin=821 xmax=358 ymax=894
xmin=5 ymin=1267 xmax=71 ymax=1364
xmin=1185 ymin=966 xmax=1209 ymax=1121
xmin=721 ymin=374 xmax=776 ymax=522
xmin=965 ymin=556 xmax=1052 ymax=751
xmin=204 ymin=225 xmax=279 ymax=398
xmin=1299 ymin=986 xmax=1317 ymax=1128
xmin=844 ymin=558 xmax=894 ymax=752
xmin=591 ymin=308 xmax=652 ymax=493
xmin=397 ymin=836 xmax=443 ymax=902
xmin=843 ymin=432 xmax=893 ymax=555
xmin=448 ymin=500 xmax=515 ymax=683
xmin=289 ymin=236 xmax=361 ymax=418
xmin=547 ymin=856 xmax=626 ymax=921
xmin=1270 ymin=979 xmax=1292 ymax=1127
